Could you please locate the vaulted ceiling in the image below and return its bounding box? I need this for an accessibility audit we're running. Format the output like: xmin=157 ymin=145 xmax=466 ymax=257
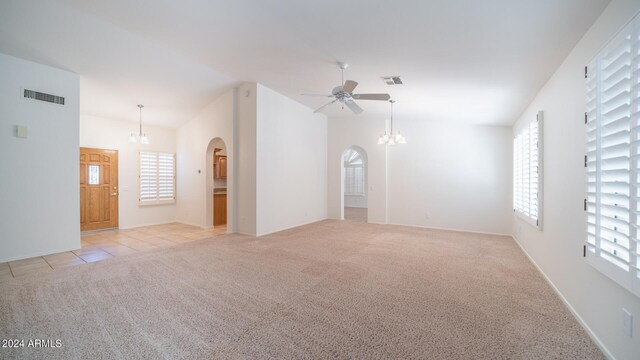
xmin=0 ymin=0 xmax=610 ymax=127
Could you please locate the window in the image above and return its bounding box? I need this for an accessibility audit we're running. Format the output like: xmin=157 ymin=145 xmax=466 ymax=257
xmin=513 ymin=111 xmax=543 ymax=229
xmin=585 ymin=14 xmax=640 ymax=297
xmin=139 ymin=151 xmax=175 ymax=205
xmin=88 ymin=165 xmax=100 ymax=185
xmin=343 ymin=148 xmax=365 ymax=195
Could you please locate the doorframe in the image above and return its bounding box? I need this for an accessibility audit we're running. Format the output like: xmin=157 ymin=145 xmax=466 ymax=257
xmin=340 ymin=145 xmax=368 ymax=221
xmin=205 ymin=137 xmax=229 ymax=230
xmin=80 ymin=147 xmax=119 ymax=232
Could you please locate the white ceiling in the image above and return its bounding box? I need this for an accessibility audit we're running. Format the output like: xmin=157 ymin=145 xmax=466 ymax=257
xmin=0 ymin=0 xmax=610 ymax=127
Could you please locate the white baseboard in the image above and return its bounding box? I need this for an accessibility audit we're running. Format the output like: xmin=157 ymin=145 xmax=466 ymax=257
xmin=366 ymin=220 xmax=387 ymax=225
xmin=511 ymin=234 xmax=615 ymax=360
xmin=235 ymin=231 xmax=256 ymax=237
xmin=386 ymin=221 xmax=512 ymax=237
xmin=170 ymin=220 xmax=232 ymax=233
xmin=118 ymin=220 xmax=177 ymax=230
xmin=173 ymin=220 xmax=202 ymax=228
xmin=255 ymin=218 xmax=328 ymax=237
xmin=0 ymin=243 xmax=81 ymax=263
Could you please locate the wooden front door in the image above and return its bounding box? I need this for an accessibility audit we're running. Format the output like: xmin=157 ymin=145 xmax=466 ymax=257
xmin=80 ymin=148 xmax=119 ymax=231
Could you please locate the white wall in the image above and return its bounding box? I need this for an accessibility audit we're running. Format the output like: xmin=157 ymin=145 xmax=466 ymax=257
xmin=79 ymin=115 xmax=177 ymax=229
xmin=176 ymin=88 xmax=236 ymax=231
xmin=327 ymin=116 xmax=511 ymax=234
xmin=0 ymin=53 xmax=80 ymax=262
xmin=328 ymin=117 xmax=388 ymax=223
xmin=388 ymin=121 xmax=512 ymax=235
xmin=511 ymin=1 xmax=640 ymax=359
xmin=255 ymin=84 xmax=327 ymax=236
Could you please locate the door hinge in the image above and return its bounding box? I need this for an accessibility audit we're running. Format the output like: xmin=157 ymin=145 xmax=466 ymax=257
xmin=583 ymin=245 xmax=586 ymax=257
xmin=584 ymin=199 xmax=587 ymax=211
xmin=585 ymin=66 xmax=588 ymax=79
xmin=584 ymin=112 xmax=588 ymax=124
xmin=584 ymin=155 xmax=587 ymax=167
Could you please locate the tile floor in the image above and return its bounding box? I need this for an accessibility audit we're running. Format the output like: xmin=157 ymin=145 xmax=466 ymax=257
xmin=0 ymin=223 xmax=227 ymax=281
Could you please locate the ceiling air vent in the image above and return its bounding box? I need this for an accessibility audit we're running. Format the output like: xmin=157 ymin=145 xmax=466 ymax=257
xmin=382 ymin=76 xmax=403 ymax=85
xmin=24 ymin=89 xmax=65 ymax=105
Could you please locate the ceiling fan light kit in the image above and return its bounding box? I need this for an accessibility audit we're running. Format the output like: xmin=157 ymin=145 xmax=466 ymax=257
xmin=303 ymin=62 xmax=391 ymax=114
xmin=378 ymin=100 xmax=406 ymax=146
xmin=129 ymin=104 xmax=149 ymax=145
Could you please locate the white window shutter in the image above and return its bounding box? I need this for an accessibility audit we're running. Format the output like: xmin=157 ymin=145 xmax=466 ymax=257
xmin=139 ymin=152 xmax=158 ymax=203
xmin=513 ymin=113 xmax=543 ymax=228
xmin=530 ymin=119 xmax=540 ymax=220
xmin=343 ymin=149 xmax=365 ymax=196
xmin=158 ymin=153 xmax=176 ymax=201
xmin=585 ymin=14 xmax=640 ymax=297
xmin=139 ymin=151 xmax=176 ymax=205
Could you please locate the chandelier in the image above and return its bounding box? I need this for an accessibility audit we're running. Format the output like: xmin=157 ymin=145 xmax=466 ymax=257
xmin=377 ymin=100 xmax=406 ymax=145
xmin=128 ymin=104 xmax=149 ymax=144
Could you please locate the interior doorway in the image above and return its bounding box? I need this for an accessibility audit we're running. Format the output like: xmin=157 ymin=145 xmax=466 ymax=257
xmin=206 ymin=138 xmax=228 ymax=229
xmin=80 ymin=147 xmax=119 ymax=231
xmin=341 ymin=146 xmax=368 ymax=222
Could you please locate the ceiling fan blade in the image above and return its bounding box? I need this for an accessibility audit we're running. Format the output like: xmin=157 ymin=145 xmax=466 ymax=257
xmin=352 ymin=93 xmax=391 ymax=101
xmin=301 ymin=93 xmax=333 ymax=97
xmin=345 ymin=100 xmax=364 ymax=114
xmin=313 ymin=99 xmax=339 ymax=113
xmin=342 ymin=80 xmax=358 ymax=94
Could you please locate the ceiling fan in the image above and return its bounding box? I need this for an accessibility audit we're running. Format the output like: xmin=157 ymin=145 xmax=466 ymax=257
xmin=302 ymin=62 xmax=391 ymax=114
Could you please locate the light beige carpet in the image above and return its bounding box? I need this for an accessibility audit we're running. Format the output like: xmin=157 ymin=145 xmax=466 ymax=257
xmin=0 ymin=220 xmax=603 ymax=359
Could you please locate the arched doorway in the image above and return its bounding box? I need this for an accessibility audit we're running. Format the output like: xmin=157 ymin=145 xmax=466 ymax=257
xmin=206 ymin=137 xmax=228 ymax=229
xmin=341 ymin=146 xmax=368 ymax=222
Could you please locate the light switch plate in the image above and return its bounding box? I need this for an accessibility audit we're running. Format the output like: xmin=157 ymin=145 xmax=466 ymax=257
xmin=15 ymin=125 xmax=27 ymax=138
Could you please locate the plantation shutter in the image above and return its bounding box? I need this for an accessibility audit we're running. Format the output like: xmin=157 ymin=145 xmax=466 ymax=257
xmin=345 ymin=167 xmax=354 ymax=194
xmin=343 ymin=149 xmax=365 ymax=195
xmin=139 ymin=152 xmax=158 ymax=203
xmin=530 ymin=119 xmax=540 ymax=220
xmin=585 ymin=14 xmax=640 ymax=297
xmin=355 ymin=167 xmax=364 ymax=194
xmin=345 ymin=167 xmax=363 ymax=195
xmin=139 ymin=151 xmax=176 ymax=205
xmin=158 ymin=153 xmax=175 ymax=201
xmin=513 ymin=113 xmax=542 ymax=228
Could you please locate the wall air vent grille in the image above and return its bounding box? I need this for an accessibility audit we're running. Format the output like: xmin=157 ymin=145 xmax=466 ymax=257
xmin=382 ymin=76 xmax=403 ymax=85
xmin=24 ymin=89 xmax=65 ymax=105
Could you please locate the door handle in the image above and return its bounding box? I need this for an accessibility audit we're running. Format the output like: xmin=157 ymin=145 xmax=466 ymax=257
xmin=111 ymin=193 xmax=118 ymax=196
